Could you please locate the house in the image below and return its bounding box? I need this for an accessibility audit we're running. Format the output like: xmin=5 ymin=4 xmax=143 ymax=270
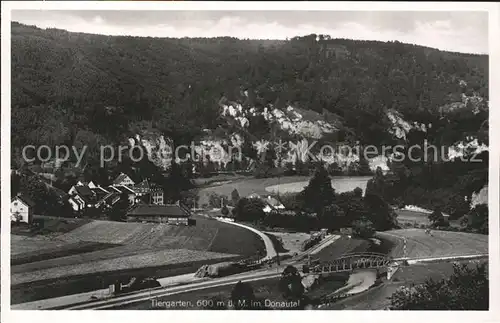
xmin=126 ymin=203 xmax=191 ymax=225
xmin=69 ymin=194 xmax=86 ymax=211
xmin=113 ymin=185 xmax=137 ymax=205
xmin=131 ymin=179 xmax=164 ymax=205
xmin=150 ymin=184 xmax=164 ymax=205
xmin=133 ymin=179 xmax=151 ymax=196
xmin=11 ymin=194 xmax=36 ymax=224
xmin=91 ymin=186 xmax=110 ymax=202
xmin=248 ymin=193 xmax=285 ymax=214
xmin=68 ymin=184 xmax=95 ymax=207
xmin=113 ymin=173 xmax=135 ymax=186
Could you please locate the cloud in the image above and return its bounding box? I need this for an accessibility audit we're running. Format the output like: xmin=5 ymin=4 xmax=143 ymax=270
xmin=11 ymin=10 xmax=488 ymax=54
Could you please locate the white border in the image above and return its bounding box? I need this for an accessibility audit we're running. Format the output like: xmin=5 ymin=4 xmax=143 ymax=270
xmin=2 ymin=2 xmax=500 ymax=323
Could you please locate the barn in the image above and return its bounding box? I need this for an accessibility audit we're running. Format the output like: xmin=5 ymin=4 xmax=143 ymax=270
xmin=126 ymin=203 xmax=191 ymax=225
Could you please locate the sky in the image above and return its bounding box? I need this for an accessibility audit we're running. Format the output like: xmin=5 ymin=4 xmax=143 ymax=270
xmin=11 ymin=10 xmax=489 ymax=54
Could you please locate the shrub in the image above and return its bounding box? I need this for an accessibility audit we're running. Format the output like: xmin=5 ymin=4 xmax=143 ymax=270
xmin=300 ymin=234 xmax=322 ymax=251
xmin=208 ymin=193 xmax=228 ymax=208
xmin=231 ymin=189 xmax=240 ymax=205
xmin=428 ymin=208 xmax=446 ymax=227
xmin=352 ymin=217 xmax=375 ymax=239
xmin=389 ymin=263 xmax=488 ymax=310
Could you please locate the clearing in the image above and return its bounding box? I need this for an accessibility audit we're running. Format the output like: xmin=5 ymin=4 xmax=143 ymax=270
xmin=377 ymin=229 xmax=488 ymax=259
xmin=395 ymin=209 xmax=461 ymax=228
xmin=265 ymin=176 xmax=371 ymax=195
xmin=196 ymin=175 xmax=371 ymax=206
xmin=12 ymin=216 xmax=265 ymax=283
xmin=12 ymin=248 xmax=236 ymax=285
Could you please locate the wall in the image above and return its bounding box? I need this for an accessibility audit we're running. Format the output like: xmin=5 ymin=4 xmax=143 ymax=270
xmin=11 ymin=199 xmax=31 ymax=224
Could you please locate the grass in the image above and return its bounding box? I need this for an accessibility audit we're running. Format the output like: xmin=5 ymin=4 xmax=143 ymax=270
xmin=11 ymin=241 xmax=117 ymax=266
xmin=11 ymin=256 xmax=243 ymax=305
xmin=395 ymin=210 xmax=432 ymax=226
xmin=264 ymin=232 xmax=289 ymax=253
xmin=196 ymin=176 xmax=371 ymax=206
xmin=395 ymin=210 xmax=462 ymax=229
xmin=12 ymin=249 xmax=238 ymax=286
xmin=264 ymin=231 xmax=311 ymax=255
xmin=376 ymin=229 xmax=488 ymax=259
xmin=313 ymin=236 xmax=372 ymax=262
xmin=265 ymin=176 xmax=372 ymax=195
xmin=11 ymin=215 xmax=266 ymax=305
xmin=11 ymin=216 xmax=91 ymax=237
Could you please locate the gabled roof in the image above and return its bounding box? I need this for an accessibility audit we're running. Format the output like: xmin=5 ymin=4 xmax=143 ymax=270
xmin=113 ymin=172 xmax=135 ymax=185
xmin=115 ymin=185 xmax=136 ymax=194
xmin=133 ymin=179 xmax=151 ymax=193
xmin=49 ymin=185 xmax=69 ymax=200
xmin=127 ymin=204 xmax=190 ymax=218
xmin=13 ymin=194 xmax=36 ymax=207
xmin=74 ymin=185 xmax=93 ymax=197
xmin=134 ymin=179 xmax=150 ymax=190
xmin=103 ymin=192 xmax=121 ymax=204
xmin=106 ymin=186 xmax=123 ymax=193
xmin=91 ymin=187 xmax=109 ymax=201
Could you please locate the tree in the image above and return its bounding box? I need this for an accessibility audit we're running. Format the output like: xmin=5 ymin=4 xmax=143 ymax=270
xmin=231 ymin=189 xmax=241 ymax=205
xmin=208 ymin=193 xmax=228 ymax=209
xmin=428 ymin=208 xmax=446 ymax=227
xmin=357 ymin=156 xmax=372 ymax=176
xmin=302 ymin=166 xmax=335 ymax=218
xmin=463 ymin=204 xmax=488 ymax=234
xmin=107 ymin=192 xmax=131 ymax=221
xmin=279 ymin=265 xmax=305 ymax=304
xmin=352 ymin=217 xmax=375 ymax=239
xmin=363 ymin=193 xmax=397 ymax=231
xmin=230 ymin=281 xmax=256 ymax=310
xmin=221 ymin=205 xmax=229 ymax=217
xmin=233 ymin=198 xmax=266 ymax=222
xmin=365 ymin=167 xmax=387 ymax=198
xmin=353 ymin=187 xmax=363 ymax=198
xmin=389 ymin=263 xmax=488 ymax=310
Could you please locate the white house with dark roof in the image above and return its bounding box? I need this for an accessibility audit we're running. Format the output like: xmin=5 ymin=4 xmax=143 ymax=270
xmin=11 ymin=194 xmax=36 ymax=224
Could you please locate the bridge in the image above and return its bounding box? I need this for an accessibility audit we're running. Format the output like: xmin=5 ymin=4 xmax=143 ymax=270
xmin=304 ymin=252 xmax=404 ymax=279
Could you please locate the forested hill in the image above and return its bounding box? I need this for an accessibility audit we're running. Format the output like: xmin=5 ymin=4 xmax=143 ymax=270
xmin=12 ymin=21 xmax=488 ymax=155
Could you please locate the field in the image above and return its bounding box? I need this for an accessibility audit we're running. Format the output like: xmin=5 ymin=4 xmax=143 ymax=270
xmin=111 ymin=228 xmax=488 ymax=310
xmin=12 ymin=216 xmax=265 ymax=285
xmin=196 ymin=176 xmax=371 ymax=206
xmin=12 ymin=241 xmax=116 ymax=266
xmin=395 ymin=210 xmax=461 ymax=228
xmin=395 ymin=210 xmax=433 ymax=227
xmin=265 ymin=176 xmax=372 ymax=195
xmin=11 ymin=216 xmax=92 ymax=238
xmin=313 ymin=236 xmax=377 ymax=262
xmin=11 ymin=256 xmax=242 ymax=304
xmin=376 ymin=229 xmax=488 ymax=259
xmin=12 ymin=248 xmax=237 ymax=285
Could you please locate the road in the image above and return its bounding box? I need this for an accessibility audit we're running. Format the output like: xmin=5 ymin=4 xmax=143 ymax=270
xmin=216 ymin=219 xmax=277 ymax=260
